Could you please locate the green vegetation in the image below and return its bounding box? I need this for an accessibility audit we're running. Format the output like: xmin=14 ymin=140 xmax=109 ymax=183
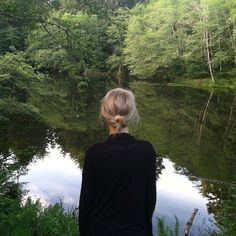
xmin=124 ymin=0 xmax=236 ymax=84
xmin=27 ymin=11 xmax=106 ymax=76
xmin=172 ymin=77 xmax=236 ymax=91
xmin=1 ymin=0 xmax=236 ymax=235
xmin=1 ymin=0 xmax=236 ymax=92
xmin=157 ymin=216 xmax=179 ymax=236
xmin=0 ymin=167 xmax=78 ymax=236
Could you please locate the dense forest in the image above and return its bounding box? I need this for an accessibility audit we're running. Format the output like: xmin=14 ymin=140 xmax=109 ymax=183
xmin=1 ymin=0 xmax=236 ymax=91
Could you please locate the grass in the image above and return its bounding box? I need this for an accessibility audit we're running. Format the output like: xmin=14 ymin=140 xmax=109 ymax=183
xmin=1 ymin=196 xmax=236 ymax=236
xmin=0 ymin=197 xmax=79 ymax=236
xmin=157 ymin=216 xmax=179 ymax=236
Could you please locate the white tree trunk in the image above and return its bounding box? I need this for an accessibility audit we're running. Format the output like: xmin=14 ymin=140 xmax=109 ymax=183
xmin=205 ymin=28 xmax=215 ymax=82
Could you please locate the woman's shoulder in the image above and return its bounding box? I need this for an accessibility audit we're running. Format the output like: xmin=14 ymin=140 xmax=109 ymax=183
xmin=137 ymin=139 xmax=156 ymax=153
xmin=132 ymin=137 xmax=155 ymax=149
xmin=85 ymin=136 xmax=156 ymax=155
xmin=85 ymin=142 xmax=104 ymax=155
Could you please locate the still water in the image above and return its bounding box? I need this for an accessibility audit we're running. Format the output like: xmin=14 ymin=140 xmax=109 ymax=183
xmin=2 ymin=81 xmax=236 ymax=235
xmin=20 ymin=144 xmax=219 ymax=235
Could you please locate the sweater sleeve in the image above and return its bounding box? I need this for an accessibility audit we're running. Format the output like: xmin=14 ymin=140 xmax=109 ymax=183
xmin=79 ymin=148 xmax=94 ymax=236
xmin=146 ymin=142 xmax=157 ymax=236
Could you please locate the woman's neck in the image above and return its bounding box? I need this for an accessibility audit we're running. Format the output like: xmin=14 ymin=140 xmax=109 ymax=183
xmin=109 ymin=126 xmax=129 ymax=135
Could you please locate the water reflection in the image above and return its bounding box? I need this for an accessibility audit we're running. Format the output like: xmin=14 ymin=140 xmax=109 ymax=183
xmin=19 ymin=144 xmax=219 ymax=235
xmin=20 ymin=145 xmax=81 ymax=208
xmin=154 ymin=158 xmax=218 ymax=235
xmin=1 ymin=82 xmax=236 ymax=234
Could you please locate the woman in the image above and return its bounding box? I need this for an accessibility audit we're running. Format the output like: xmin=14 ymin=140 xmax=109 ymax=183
xmin=79 ymin=88 xmax=157 ymax=236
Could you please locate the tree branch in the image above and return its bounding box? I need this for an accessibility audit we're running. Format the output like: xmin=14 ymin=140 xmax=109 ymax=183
xmin=184 ymin=208 xmax=198 ymax=236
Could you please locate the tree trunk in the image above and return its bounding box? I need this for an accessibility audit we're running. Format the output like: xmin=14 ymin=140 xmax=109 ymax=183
xmin=184 ymin=209 xmax=198 ymax=236
xmin=219 ymin=38 xmax=222 ymax=74
xmin=200 ymin=0 xmax=215 ymax=82
xmin=117 ymin=64 xmax=123 ymax=86
xmin=205 ymin=28 xmax=215 ymax=82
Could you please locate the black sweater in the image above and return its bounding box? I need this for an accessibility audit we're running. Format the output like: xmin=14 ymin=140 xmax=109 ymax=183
xmin=79 ymin=133 xmax=157 ymax=236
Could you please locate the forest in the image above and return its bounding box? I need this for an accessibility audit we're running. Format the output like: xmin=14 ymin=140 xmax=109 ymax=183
xmin=1 ymin=0 xmax=236 ymax=89
xmin=1 ymin=0 xmax=236 ymax=235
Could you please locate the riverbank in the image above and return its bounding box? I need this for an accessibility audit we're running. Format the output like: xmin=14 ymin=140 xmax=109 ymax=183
xmin=169 ymin=77 xmax=236 ymax=91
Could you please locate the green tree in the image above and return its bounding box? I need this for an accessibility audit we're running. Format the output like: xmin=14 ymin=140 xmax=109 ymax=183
xmin=0 ymin=52 xmax=44 ymax=99
xmin=0 ymin=0 xmax=52 ymax=53
xmin=107 ymin=8 xmax=130 ymax=85
xmin=124 ymin=0 xmax=236 ymax=80
xmin=124 ymin=1 xmax=182 ymax=78
xmin=27 ymin=11 xmax=106 ymax=76
xmin=59 ymin=0 xmax=80 ymax=13
xmin=75 ymin=0 xmax=145 ymax=17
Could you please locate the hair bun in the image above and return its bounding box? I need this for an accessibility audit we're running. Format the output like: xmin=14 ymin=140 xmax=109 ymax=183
xmin=114 ymin=115 xmax=127 ymax=128
xmin=114 ymin=115 xmax=123 ymax=123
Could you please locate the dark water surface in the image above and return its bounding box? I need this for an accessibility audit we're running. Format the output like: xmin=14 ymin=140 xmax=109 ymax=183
xmin=2 ymin=81 xmax=236 ymax=235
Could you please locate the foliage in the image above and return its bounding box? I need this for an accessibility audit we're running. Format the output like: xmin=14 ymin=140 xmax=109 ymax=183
xmin=107 ymin=8 xmax=130 ymax=83
xmin=218 ymin=198 xmax=236 ymax=236
xmin=67 ymin=0 xmax=145 ymax=17
xmin=0 ymin=52 xmax=45 ymax=100
xmin=0 ymin=98 xmax=39 ymax=119
xmin=59 ymin=0 xmax=80 ymax=13
xmin=124 ymin=2 xmax=181 ymax=78
xmin=0 ymin=195 xmax=79 ymax=236
xmin=0 ymin=0 xmax=52 ymax=53
xmin=27 ymin=11 xmax=106 ymax=76
xmin=157 ymin=216 xmax=179 ymax=236
xmin=124 ymin=0 xmax=236 ymax=80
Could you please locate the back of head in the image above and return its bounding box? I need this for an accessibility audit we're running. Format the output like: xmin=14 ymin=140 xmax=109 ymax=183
xmin=100 ymin=88 xmax=139 ymax=133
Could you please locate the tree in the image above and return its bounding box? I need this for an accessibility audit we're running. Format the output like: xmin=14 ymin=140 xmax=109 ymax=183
xmin=124 ymin=0 xmax=236 ymax=79
xmin=27 ymin=11 xmax=106 ymax=76
xmin=0 ymin=52 xmax=44 ymax=99
xmin=59 ymin=0 xmax=80 ymax=13
xmin=124 ymin=1 xmax=182 ymax=78
xmin=107 ymin=8 xmax=130 ymax=85
xmin=0 ymin=0 xmax=52 ymax=53
xmin=71 ymin=0 xmax=145 ymax=18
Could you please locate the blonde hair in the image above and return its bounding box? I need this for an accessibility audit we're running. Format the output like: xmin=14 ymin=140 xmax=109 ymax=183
xmin=100 ymin=88 xmax=139 ymax=133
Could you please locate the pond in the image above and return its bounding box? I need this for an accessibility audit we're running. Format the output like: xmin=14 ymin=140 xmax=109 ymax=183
xmin=1 ymin=81 xmax=236 ymax=235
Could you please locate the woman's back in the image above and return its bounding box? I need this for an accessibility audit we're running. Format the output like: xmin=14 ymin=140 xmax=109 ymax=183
xmin=79 ymin=88 xmax=157 ymax=236
xmin=79 ymin=133 xmax=157 ymax=236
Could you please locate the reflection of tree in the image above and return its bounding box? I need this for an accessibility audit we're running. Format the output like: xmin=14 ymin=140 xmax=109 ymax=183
xmin=53 ymin=127 xmax=107 ymax=168
xmin=172 ymin=164 xmax=236 ymax=227
xmin=223 ymin=96 xmax=236 ymax=148
xmin=0 ymin=107 xmax=49 ymax=203
xmin=0 ymin=110 xmax=48 ymax=170
xmin=195 ymin=90 xmax=214 ymax=145
xmin=156 ymin=155 xmax=164 ymax=180
xmin=199 ymin=179 xmax=236 ymax=231
xmin=29 ymin=77 xmax=108 ymax=132
xmin=0 ymin=77 xmax=110 ymax=177
xmin=131 ymin=81 xmax=236 ymax=228
xmin=132 ymin=81 xmax=236 ymax=182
